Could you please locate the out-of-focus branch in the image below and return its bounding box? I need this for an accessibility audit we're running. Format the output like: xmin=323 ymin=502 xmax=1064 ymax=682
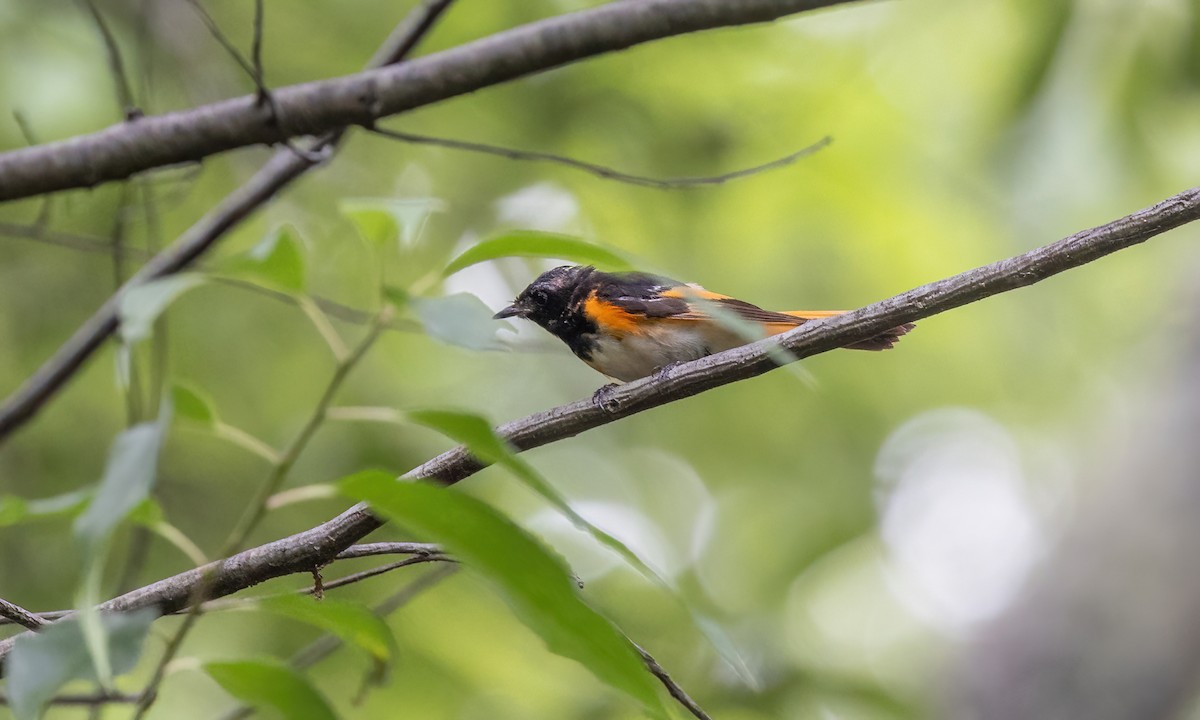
xmin=369 ymin=127 xmax=831 ymax=188
xmin=2 ymin=186 xmax=1196 ymax=672
xmin=0 ymin=597 xmax=47 ymax=631
xmin=0 ymin=0 xmax=457 ymax=445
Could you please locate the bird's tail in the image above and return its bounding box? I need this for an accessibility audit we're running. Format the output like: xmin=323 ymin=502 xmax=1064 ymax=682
xmin=778 ymin=310 xmax=915 ymax=351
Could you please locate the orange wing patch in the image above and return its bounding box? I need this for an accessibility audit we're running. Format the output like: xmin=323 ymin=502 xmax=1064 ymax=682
xmin=583 ymin=292 xmax=644 ymax=336
xmin=660 ymin=285 xmax=731 ymax=302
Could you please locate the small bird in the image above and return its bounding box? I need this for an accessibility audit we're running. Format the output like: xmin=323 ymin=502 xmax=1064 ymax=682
xmin=495 ymin=265 xmax=913 ymax=382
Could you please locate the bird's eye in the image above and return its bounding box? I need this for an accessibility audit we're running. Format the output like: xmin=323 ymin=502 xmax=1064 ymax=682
xmin=530 ymin=289 xmax=549 ymax=304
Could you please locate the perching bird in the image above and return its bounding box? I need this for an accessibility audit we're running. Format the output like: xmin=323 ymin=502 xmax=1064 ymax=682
xmin=494 ymin=265 xmax=912 ymax=382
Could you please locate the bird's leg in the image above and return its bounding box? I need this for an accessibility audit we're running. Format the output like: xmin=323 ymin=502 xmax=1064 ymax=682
xmin=650 ymin=361 xmax=684 ymax=380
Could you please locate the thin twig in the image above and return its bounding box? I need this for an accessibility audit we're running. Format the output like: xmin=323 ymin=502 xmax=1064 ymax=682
xmin=335 ymin=542 xmax=443 ymax=559
xmin=181 ymin=0 xmax=260 ymax=87
xmin=0 ymin=543 xmax=447 ymax=627
xmin=78 ymin=0 xmax=140 ymax=119
xmin=0 ymin=0 xmax=458 ymax=444
xmin=371 ymin=127 xmax=832 ymax=189
xmin=0 ymin=691 xmax=140 ymax=706
xmin=0 ymin=597 xmax=47 ymax=631
xmin=252 ymin=0 xmax=266 ymax=94
xmin=635 ymin=643 xmax=713 ymax=720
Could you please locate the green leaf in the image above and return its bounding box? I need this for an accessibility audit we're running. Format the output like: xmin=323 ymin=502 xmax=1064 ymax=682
xmin=405 ymin=410 xmax=759 ymax=686
xmin=171 ymin=383 xmax=219 ymax=428
xmin=341 ymin=472 xmax=665 ymax=717
xmin=74 ymin=421 xmax=167 ymax=547
xmin=0 ymin=490 xmax=93 ymax=528
xmin=340 ymin=197 xmax=445 ymax=250
xmin=205 ymin=659 xmax=338 ymax=720
xmin=257 ymin=595 xmax=397 ymax=666
xmin=118 ymin=274 xmax=207 ymax=343
xmin=410 ymin=293 xmax=513 ymax=351
xmin=443 ymin=231 xmax=632 ymax=276
xmin=216 ymin=226 xmax=307 ymax=293
xmin=6 ymin=609 xmax=158 ymax=720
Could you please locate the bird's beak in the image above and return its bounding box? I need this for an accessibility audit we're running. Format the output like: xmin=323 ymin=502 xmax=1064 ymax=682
xmin=493 ymin=303 xmax=525 ymax=319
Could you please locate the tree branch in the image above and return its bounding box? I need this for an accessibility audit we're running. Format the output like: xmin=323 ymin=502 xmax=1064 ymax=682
xmin=0 ymin=597 xmax=47 ymax=631
xmin=0 ymin=0 xmax=860 ymax=202
xmin=0 ymin=0 xmax=456 ymax=444
xmin=1 ymin=185 xmax=1195 ymax=672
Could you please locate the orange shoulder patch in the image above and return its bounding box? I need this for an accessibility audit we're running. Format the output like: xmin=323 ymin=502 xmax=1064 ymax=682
xmin=583 ymin=292 xmax=643 ymax=336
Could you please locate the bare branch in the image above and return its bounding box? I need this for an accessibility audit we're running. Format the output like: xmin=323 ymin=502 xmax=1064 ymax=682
xmin=0 ymin=0 xmax=862 ymax=202
xmin=0 ymin=0 xmax=457 ymax=444
xmin=635 ymin=643 xmax=713 ymax=720
xmin=369 ymin=127 xmax=831 ymax=188
xmin=0 ymin=597 xmax=47 ymax=631
xmin=2 ymin=185 xmax=1196 ymax=673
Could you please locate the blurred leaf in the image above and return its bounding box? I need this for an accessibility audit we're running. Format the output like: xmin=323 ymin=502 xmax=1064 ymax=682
xmin=341 ymin=472 xmax=665 ymax=717
xmin=127 ymin=497 xmax=164 ymax=526
xmin=258 ymin=595 xmax=397 ymax=666
xmin=204 ymin=659 xmax=337 ymax=720
xmin=73 ymin=414 xmax=168 ymax=685
xmin=340 ymin=197 xmax=445 ymax=250
xmin=6 ymin=608 xmax=158 ymax=720
xmin=382 ymin=285 xmax=409 ymax=309
xmin=171 ymin=383 xmax=219 ymax=429
xmin=0 ymin=490 xmax=92 ymax=528
xmin=444 ymin=230 xmax=633 ymax=276
xmin=411 ymin=293 xmax=512 ymax=351
xmin=215 ymin=226 xmax=307 ymax=293
xmin=74 ymin=421 xmax=167 ymax=547
xmin=118 ymin=274 xmax=207 ymax=343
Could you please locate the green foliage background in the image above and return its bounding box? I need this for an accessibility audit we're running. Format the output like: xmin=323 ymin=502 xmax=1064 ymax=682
xmin=2 ymin=0 xmax=1200 ymax=717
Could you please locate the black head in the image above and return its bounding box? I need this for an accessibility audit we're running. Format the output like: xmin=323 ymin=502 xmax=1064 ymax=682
xmin=494 ymin=265 xmax=594 ymax=335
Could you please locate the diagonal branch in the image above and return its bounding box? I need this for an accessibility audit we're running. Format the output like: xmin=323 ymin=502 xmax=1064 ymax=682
xmin=1 ymin=185 xmax=1196 ymax=671
xmin=0 ymin=0 xmax=457 ymax=445
xmin=0 ymin=0 xmax=862 ymax=202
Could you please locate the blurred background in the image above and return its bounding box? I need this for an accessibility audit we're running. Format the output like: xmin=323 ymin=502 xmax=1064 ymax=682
xmin=2 ymin=0 xmax=1200 ymax=717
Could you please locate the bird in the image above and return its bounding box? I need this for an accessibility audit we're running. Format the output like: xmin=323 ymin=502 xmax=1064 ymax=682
xmin=494 ymin=265 xmax=913 ymax=382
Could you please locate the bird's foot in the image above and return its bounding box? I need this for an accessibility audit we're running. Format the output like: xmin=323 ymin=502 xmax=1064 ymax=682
xmin=591 ymin=382 xmax=623 ymax=414
xmin=650 ymin=361 xmax=684 ymax=381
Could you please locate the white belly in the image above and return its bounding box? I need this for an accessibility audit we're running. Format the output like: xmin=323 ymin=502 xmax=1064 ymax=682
xmin=583 ymin=324 xmax=735 ymax=382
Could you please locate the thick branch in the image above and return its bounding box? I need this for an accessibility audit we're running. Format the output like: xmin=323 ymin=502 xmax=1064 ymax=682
xmin=0 ymin=0 xmax=859 ymax=202
xmin=1 ymin=186 xmax=1197 ymax=670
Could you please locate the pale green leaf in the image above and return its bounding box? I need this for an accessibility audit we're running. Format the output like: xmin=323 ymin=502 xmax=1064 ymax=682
xmin=411 ymin=293 xmax=512 ymax=351
xmin=118 ymin=274 xmax=207 ymax=343
xmin=340 ymin=197 xmax=445 ymax=250
xmin=443 ymin=231 xmax=632 ymax=276
xmin=171 ymin=383 xmax=219 ymax=428
xmin=74 ymin=422 xmax=166 ymax=546
xmin=6 ymin=609 xmax=158 ymax=720
xmin=215 ymin=226 xmax=307 ymax=293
